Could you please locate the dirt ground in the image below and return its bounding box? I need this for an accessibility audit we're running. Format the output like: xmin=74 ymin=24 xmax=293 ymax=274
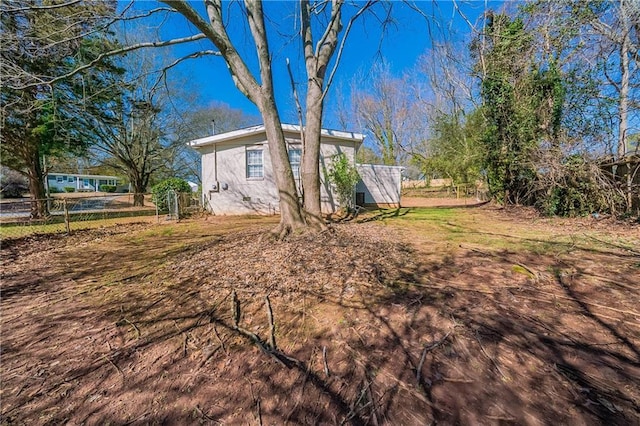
xmin=1 ymin=206 xmax=639 ymax=425
xmin=400 ymin=196 xmax=487 ymax=208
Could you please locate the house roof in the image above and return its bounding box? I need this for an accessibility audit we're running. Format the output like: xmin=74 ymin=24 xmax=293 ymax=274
xmin=48 ymin=172 xmax=119 ymax=180
xmin=188 ymin=124 xmax=365 ymax=149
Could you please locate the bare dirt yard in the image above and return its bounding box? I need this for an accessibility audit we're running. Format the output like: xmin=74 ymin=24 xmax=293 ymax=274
xmin=1 ymin=205 xmax=639 ymax=425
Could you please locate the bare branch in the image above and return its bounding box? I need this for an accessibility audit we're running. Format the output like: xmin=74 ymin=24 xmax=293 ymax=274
xmin=162 ymin=0 xmax=260 ymax=102
xmin=315 ymin=0 xmax=343 ymax=58
xmin=8 ymin=34 xmax=210 ymax=90
xmin=1 ymin=0 xmax=82 ymax=13
xmin=322 ymin=1 xmax=374 ymax=100
xmin=150 ymin=50 xmax=221 ymax=93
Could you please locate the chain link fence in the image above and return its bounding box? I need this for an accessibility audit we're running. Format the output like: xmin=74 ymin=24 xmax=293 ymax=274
xmin=0 ymin=193 xmax=201 ymax=240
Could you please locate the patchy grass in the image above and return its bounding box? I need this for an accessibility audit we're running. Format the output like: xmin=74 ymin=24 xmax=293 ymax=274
xmin=1 ymin=206 xmax=639 ymax=425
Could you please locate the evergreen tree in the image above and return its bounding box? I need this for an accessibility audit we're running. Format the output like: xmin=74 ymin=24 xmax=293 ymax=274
xmin=1 ymin=0 xmax=123 ymax=217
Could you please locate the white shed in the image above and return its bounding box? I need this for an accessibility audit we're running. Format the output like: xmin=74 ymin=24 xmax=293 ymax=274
xmin=355 ymin=164 xmax=403 ymax=208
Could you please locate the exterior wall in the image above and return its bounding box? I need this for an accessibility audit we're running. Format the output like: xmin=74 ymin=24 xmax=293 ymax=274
xmin=355 ymin=164 xmax=403 ymax=208
xmin=201 ymin=133 xmax=278 ymax=215
xmin=199 ymin=130 xmax=358 ymax=215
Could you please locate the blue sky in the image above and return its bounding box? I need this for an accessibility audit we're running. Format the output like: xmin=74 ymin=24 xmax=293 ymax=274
xmin=123 ymin=1 xmax=507 ymax=131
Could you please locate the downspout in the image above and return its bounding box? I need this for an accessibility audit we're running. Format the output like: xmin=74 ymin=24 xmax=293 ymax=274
xmin=354 ymin=137 xmax=362 ymax=209
xmin=214 ymin=143 xmax=218 ymax=184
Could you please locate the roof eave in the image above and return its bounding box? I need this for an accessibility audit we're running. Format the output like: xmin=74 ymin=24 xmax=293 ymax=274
xmin=188 ymin=124 xmax=365 ymax=149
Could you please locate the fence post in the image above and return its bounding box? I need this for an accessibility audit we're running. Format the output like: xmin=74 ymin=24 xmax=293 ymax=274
xmin=63 ymin=198 xmax=70 ymax=234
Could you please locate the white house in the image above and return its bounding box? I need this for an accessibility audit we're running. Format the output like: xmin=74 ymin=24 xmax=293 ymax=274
xmin=47 ymin=172 xmax=119 ymax=192
xmin=189 ymin=124 xmax=402 ymax=215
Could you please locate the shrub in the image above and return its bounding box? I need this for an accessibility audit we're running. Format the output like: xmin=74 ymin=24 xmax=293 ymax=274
xmin=63 ymin=186 xmax=75 ymax=193
xmin=151 ymin=178 xmax=191 ymax=211
xmin=99 ymin=184 xmax=117 ymax=193
xmin=49 ymin=187 xmax=62 ymax=194
xmin=0 ymin=167 xmax=28 ymax=198
xmin=536 ymin=155 xmax=624 ymax=217
xmin=325 ymin=153 xmax=360 ymax=211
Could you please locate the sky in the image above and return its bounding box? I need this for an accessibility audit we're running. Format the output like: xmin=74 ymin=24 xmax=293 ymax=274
xmin=122 ymin=1 xmax=507 ymax=133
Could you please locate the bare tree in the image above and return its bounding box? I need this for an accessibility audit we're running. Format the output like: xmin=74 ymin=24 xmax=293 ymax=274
xmin=158 ymin=0 xmax=390 ymax=235
xmin=296 ymin=0 xmax=378 ymax=224
xmin=157 ymin=0 xmax=307 ymax=236
xmin=348 ymin=60 xmax=447 ymax=171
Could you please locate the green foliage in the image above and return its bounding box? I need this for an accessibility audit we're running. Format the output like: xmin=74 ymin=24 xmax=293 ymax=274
xmin=0 ymin=1 xmax=123 ymax=217
xmin=99 ymin=185 xmax=116 ymax=193
xmin=325 ymin=154 xmax=360 ymax=210
xmin=356 ymin=146 xmax=383 ymax=165
xmin=63 ymin=186 xmax=76 ymax=193
xmin=49 ymin=187 xmax=62 ymax=194
xmin=151 ymin=178 xmax=191 ymax=211
xmin=417 ymin=109 xmax=485 ymax=185
xmin=475 ymin=13 xmax=565 ymax=206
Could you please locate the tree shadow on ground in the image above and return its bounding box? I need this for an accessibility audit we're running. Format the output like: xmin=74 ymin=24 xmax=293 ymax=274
xmin=1 ymin=221 xmax=639 ymax=425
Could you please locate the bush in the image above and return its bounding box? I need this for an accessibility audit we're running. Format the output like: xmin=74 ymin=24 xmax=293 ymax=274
xmin=536 ymin=155 xmax=624 ymax=217
xmin=0 ymin=167 xmax=28 ymax=198
xmin=49 ymin=187 xmax=62 ymax=194
xmin=325 ymin=153 xmax=360 ymax=211
xmin=63 ymin=186 xmax=75 ymax=193
xmin=99 ymin=184 xmax=117 ymax=193
xmin=151 ymin=178 xmax=191 ymax=211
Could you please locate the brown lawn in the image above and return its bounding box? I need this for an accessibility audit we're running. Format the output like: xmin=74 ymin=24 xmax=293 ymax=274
xmin=1 ymin=206 xmax=639 ymax=425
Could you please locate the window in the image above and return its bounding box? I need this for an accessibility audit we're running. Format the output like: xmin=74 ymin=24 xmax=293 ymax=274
xmin=67 ymin=176 xmax=74 ymax=183
xmin=246 ymin=149 xmax=263 ymax=179
xmin=288 ymin=148 xmax=301 ymax=179
xmin=56 ymin=175 xmax=64 ymax=183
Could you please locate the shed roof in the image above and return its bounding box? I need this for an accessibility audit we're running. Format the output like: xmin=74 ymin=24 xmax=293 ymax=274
xmin=188 ymin=124 xmax=365 ymax=149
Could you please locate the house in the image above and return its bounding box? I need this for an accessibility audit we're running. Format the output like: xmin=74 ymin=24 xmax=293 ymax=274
xmin=188 ymin=124 xmax=402 ymax=215
xmin=187 ymin=181 xmax=199 ymax=193
xmin=47 ymin=173 xmax=119 ymax=193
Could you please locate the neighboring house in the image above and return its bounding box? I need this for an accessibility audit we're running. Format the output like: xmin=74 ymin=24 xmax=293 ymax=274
xmin=189 ymin=124 xmax=402 ymax=215
xmin=187 ymin=181 xmax=199 ymax=193
xmin=47 ymin=173 xmax=119 ymax=192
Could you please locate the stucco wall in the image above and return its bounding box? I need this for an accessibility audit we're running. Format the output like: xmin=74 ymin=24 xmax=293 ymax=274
xmin=356 ymin=164 xmax=403 ymax=207
xmin=199 ymin=129 xmax=358 ymax=215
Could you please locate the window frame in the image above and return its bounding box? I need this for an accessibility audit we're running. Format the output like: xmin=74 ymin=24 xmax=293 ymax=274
xmin=288 ymin=147 xmax=301 ymax=179
xmin=246 ymin=147 xmax=264 ymax=180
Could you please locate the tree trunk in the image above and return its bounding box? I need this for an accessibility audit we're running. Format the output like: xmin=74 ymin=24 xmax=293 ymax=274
xmin=302 ymin=81 xmax=325 ymax=227
xmin=261 ymin=97 xmax=307 ymax=237
xmin=132 ymin=186 xmax=145 ymax=207
xmin=133 ymin=192 xmax=145 ymax=207
xmin=299 ymin=0 xmax=342 ymax=228
xmin=619 ymin=4 xmax=631 ymax=210
xmin=131 ymin=175 xmax=146 ymax=207
xmin=27 ymin=152 xmax=48 ymax=219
